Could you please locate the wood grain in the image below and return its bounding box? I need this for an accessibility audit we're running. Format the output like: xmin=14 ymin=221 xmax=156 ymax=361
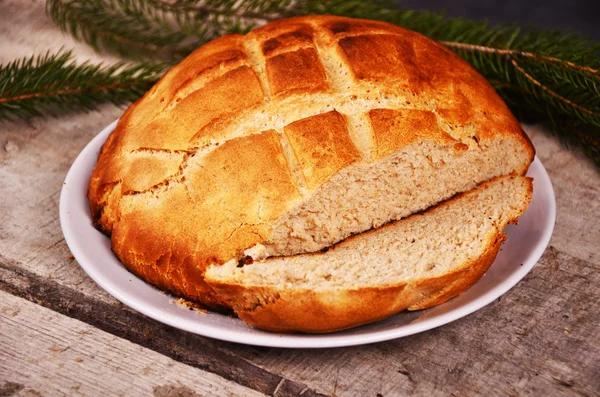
xmin=1 ymin=1 xmax=599 ymax=396
xmin=0 ymin=291 xmax=266 ymax=397
xmin=0 ymin=262 xmax=326 ymax=397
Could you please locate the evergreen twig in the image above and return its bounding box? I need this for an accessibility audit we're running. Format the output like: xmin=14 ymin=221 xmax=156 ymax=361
xmin=0 ymin=50 xmax=167 ymax=121
xmin=46 ymin=0 xmax=295 ymax=60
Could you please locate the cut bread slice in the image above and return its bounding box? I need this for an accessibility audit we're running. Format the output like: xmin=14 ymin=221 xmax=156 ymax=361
xmin=205 ymin=175 xmax=533 ymax=333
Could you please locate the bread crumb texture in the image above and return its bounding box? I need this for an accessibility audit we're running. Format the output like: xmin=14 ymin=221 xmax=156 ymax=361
xmin=206 ymin=176 xmax=533 ymax=332
xmin=88 ymin=15 xmax=534 ymax=311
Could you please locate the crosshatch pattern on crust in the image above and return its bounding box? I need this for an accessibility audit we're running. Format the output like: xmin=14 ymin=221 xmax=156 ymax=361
xmin=88 ymin=15 xmax=534 ymax=310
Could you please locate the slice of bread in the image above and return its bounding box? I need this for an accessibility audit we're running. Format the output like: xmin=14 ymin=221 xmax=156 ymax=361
xmin=205 ymin=175 xmax=533 ymax=333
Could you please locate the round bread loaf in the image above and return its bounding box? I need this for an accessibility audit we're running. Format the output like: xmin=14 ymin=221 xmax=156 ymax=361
xmin=88 ymin=15 xmax=534 ymax=310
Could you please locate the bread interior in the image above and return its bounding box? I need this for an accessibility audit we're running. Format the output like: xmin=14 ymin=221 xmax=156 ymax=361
xmin=208 ymin=176 xmax=532 ymax=289
xmin=260 ymin=137 xmax=529 ymax=257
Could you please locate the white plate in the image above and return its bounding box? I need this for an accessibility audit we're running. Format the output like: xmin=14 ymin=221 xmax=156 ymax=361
xmin=60 ymin=120 xmax=556 ymax=348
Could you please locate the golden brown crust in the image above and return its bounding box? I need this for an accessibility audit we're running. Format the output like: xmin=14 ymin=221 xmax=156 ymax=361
xmin=229 ymin=285 xmax=410 ymax=333
xmin=266 ymin=47 xmax=330 ymax=96
xmin=369 ymin=108 xmax=457 ymax=159
xmin=110 ymin=131 xmax=304 ymax=308
xmin=284 ymin=110 xmax=361 ymax=191
xmin=88 ymin=15 xmax=535 ymax=311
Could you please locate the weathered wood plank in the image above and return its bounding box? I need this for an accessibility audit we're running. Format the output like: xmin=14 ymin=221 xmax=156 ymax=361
xmin=0 ymin=2 xmax=126 ymax=308
xmin=1 ymin=106 xmax=129 ymax=307
xmin=0 ymin=291 xmax=266 ymax=397
xmin=0 ymin=261 xmax=326 ymax=397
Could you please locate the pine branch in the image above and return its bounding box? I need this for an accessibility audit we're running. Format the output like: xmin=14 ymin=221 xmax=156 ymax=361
xmin=46 ymin=0 xmax=295 ymax=60
xmin=0 ymin=50 xmax=167 ymax=121
xmin=46 ymin=0 xmax=198 ymax=60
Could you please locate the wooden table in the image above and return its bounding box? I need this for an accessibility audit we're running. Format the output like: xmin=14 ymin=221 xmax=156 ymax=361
xmin=1 ymin=2 xmax=599 ymax=396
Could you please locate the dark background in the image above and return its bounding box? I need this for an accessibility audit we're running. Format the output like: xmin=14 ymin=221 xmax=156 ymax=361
xmin=395 ymin=0 xmax=600 ymax=40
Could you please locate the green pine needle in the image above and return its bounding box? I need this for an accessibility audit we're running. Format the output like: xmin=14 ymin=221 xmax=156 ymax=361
xmin=1 ymin=0 xmax=598 ymax=164
xmin=0 ymin=50 xmax=167 ymax=121
xmin=46 ymin=0 xmax=295 ymax=60
xmin=46 ymin=0 xmax=197 ymax=60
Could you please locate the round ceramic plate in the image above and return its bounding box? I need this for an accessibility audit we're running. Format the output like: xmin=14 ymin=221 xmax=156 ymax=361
xmin=60 ymin=120 xmax=556 ymax=348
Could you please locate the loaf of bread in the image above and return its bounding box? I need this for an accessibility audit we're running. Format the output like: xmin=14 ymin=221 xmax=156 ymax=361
xmin=206 ymin=176 xmax=533 ymax=333
xmin=88 ymin=15 xmax=534 ymax=312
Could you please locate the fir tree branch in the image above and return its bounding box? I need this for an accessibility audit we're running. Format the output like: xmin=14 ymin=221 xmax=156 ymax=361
xmin=0 ymin=50 xmax=167 ymax=121
xmin=510 ymin=57 xmax=598 ymax=118
xmin=141 ymin=0 xmax=288 ymax=22
xmin=46 ymin=0 xmax=197 ymax=59
xmin=440 ymin=41 xmax=600 ymax=76
xmin=46 ymin=0 xmax=295 ymax=60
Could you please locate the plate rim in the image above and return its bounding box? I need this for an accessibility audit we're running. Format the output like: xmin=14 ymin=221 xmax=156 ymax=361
xmin=60 ymin=120 xmax=556 ymax=348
